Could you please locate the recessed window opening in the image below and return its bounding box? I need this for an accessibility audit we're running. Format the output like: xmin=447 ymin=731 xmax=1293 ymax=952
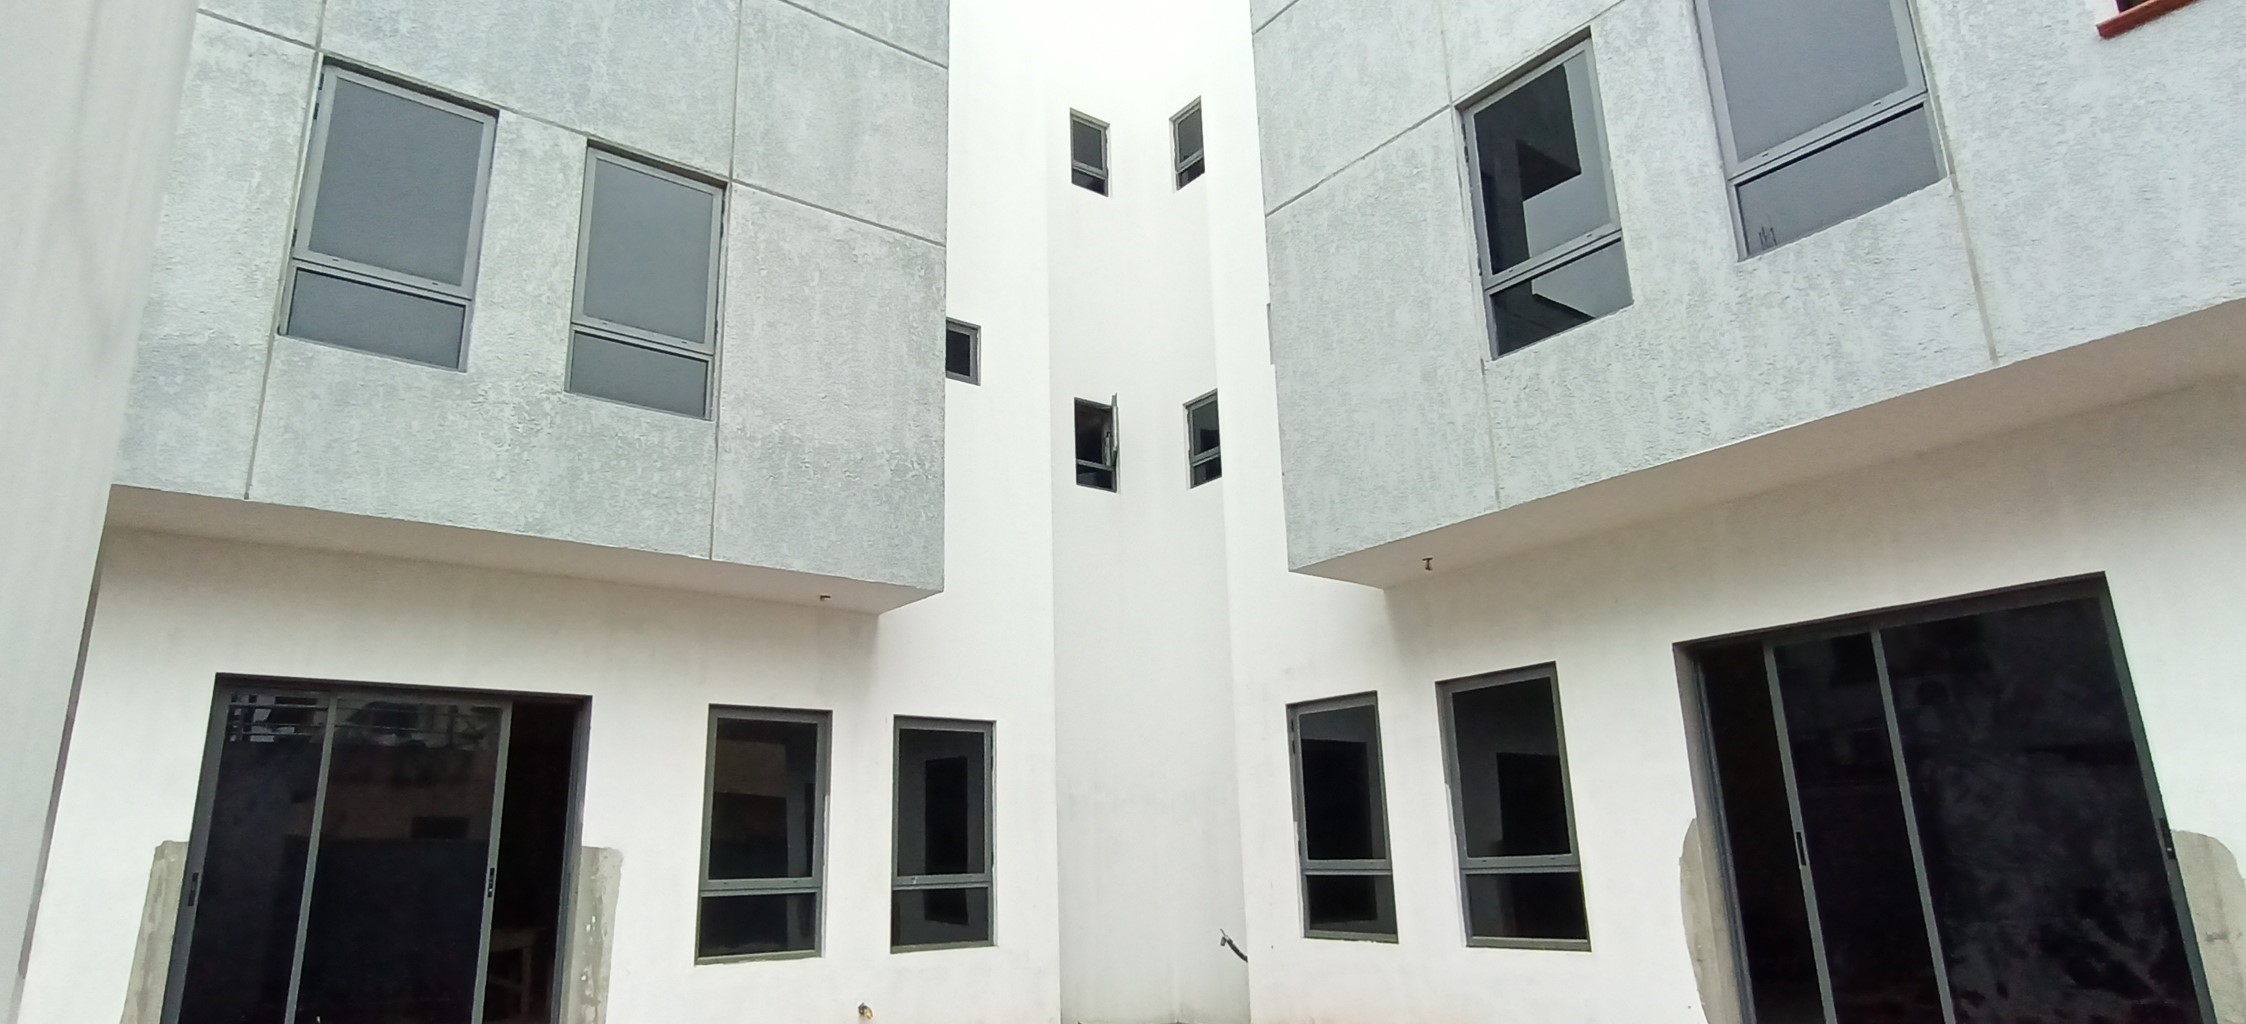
xmin=699 ymin=708 xmax=829 ymax=961
xmin=1075 ymin=398 xmax=1118 ymax=491
xmin=1070 ymin=112 xmax=1110 ymax=195
xmin=280 ymin=67 xmax=496 ymax=369
xmin=1289 ymin=695 xmax=1397 ymax=941
xmin=566 ymin=149 xmax=725 ymax=418
xmin=1439 ymin=667 xmax=1590 ymax=947
xmin=945 ymin=319 xmax=980 ymax=384
xmin=1173 ymin=100 xmax=1207 ymax=189
xmin=1464 ymin=42 xmax=1631 ymax=357
xmin=1692 ymin=0 xmax=1943 ymax=254
xmin=1185 ymin=391 xmax=1221 ymax=486
xmin=892 ymin=720 xmax=995 ymax=951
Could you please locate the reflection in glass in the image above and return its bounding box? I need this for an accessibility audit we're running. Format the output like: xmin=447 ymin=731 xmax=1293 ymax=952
xmin=708 ymin=718 xmax=822 ymax=881
xmin=1473 ymin=54 xmax=1616 ymax=274
xmin=1492 ymin=241 xmax=1630 ymax=355
xmin=1304 ymin=874 xmax=1396 ymax=937
xmin=895 ymin=729 xmax=987 ymax=878
xmin=893 ymin=888 xmax=991 ymax=949
xmin=1737 ymin=107 xmax=1940 ymax=255
xmin=1449 ymin=678 xmax=1571 ymax=858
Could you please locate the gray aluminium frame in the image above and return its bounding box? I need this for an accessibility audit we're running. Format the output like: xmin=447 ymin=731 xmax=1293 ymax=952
xmin=890 ymin=717 xmax=998 ymax=953
xmin=1435 ymin=664 xmax=1591 ymax=951
xmin=696 ymin=705 xmax=832 ymax=964
xmin=564 ymin=147 xmax=728 ymax=419
xmin=1069 ymin=110 xmax=1111 ymax=191
xmin=1172 ymin=99 xmax=1206 ymax=189
xmin=279 ymin=65 xmax=498 ymax=370
xmin=1689 ymin=0 xmax=1939 ymax=257
xmin=1286 ymin=692 xmax=1397 ymax=942
xmin=945 ymin=318 xmax=981 ymax=384
xmin=1183 ymin=390 xmax=1220 ymax=487
xmin=1075 ymin=396 xmax=1119 ymax=492
xmin=1458 ymin=38 xmax=1626 ymax=360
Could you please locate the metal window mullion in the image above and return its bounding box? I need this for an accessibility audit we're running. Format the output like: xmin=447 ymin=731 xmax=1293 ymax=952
xmin=893 ymin=874 xmax=992 ymax=891
xmin=1461 ymin=854 xmax=1580 ymax=873
xmin=1726 ymin=89 xmax=1929 ymax=184
xmin=1302 ymin=860 xmax=1392 ymax=876
xmin=279 ymin=695 xmax=341 ymax=1024
xmin=468 ymin=704 xmax=515 ymax=1024
xmin=1867 ymin=632 xmax=1961 ymax=1024
xmin=293 ymin=255 xmax=474 ymax=305
xmin=1761 ymin=644 xmax=1843 ymax=1024
xmin=702 ymin=876 xmax=821 ymax=895
xmin=1483 ymin=226 xmax=1623 ymax=295
xmin=571 ymin=316 xmax=713 ymax=360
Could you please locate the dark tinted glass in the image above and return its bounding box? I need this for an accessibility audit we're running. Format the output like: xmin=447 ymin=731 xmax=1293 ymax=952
xmin=285 ymin=268 xmax=466 ymax=368
xmin=293 ymin=700 xmax=503 ymax=1024
xmin=1075 ymin=401 xmax=1115 ymax=489
xmin=1472 ymin=54 xmax=1615 ymax=275
xmin=1772 ymin=635 xmax=1945 ymax=1024
xmin=1071 ymin=117 xmax=1106 ymax=170
xmin=1175 ymin=105 xmax=1204 ymax=162
xmin=1884 ymin=601 xmax=2204 ymax=1024
xmin=1449 ymin=678 xmax=1571 ymax=858
xmin=708 ymin=717 xmax=822 ymax=880
xmin=697 ymin=893 xmax=818 ymax=958
xmin=896 ymin=727 xmax=987 ymax=877
xmin=1190 ymin=456 xmax=1221 ymax=487
xmin=1464 ymin=872 xmax=1589 ymax=941
xmin=308 ymin=78 xmax=486 ymax=286
xmin=1706 ymin=0 xmax=1912 ymax=158
xmin=945 ymin=324 xmax=977 ymax=380
xmin=893 ymin=887 xmax=992 ymax=948
xmin=1737 ymin=107 xmax=1940 ymax=255
xmin=175 ymin=695 xmax=328 ymax=1024
xmin=1187 ymin=396 xmax=1220 ymax=459
xmin=1072 ymin=168 xmax=1107 ymax=194
xmin=567 ymin=332 xmax=709 ymax=418
xmin=1296 ymin=703 xmax=1387 ymax=862
xmin=1304 ymin=874 xmax=1396 ymax=937
xmin=1492 ymin=240 xmax=1630 ymax=355
xmin=580 ymin=158 xmax=717 ymax=344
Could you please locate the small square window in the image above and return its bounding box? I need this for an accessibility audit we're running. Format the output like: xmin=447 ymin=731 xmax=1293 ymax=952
xmin=1074 ymin=399 xmax=1117 ymax=491
xmin=1173 ymin=100 xmax=1206 ymax=189
xmin=699 ymin=708 xmax=828 ymax=961
xmin=1184 ymin=391 xmax=1220 ymax=486
xmin=945 ymin=319 xmax=980 ymax=384
xmin=1070 ymin=112 xmax=1109 ymax=195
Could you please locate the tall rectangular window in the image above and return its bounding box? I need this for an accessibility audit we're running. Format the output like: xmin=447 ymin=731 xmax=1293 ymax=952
xmin=1173 ymin=100 xmax=1206 ymax=189
xmin=699 ymin=708 xmax=827 ymax=961
xmin=1184 ymin=391 xmax=1221 ymax=486
xmin=1074 ymin=398 xmax=1117 ymax=491
xmin=893 ymin=719 xmax=995 ymax=951
xmin=1289 ymin=695 xmax=1396 ymax=941
xmin=1694 ymin=0 xmax=1942 ymax=254
xmin=281 ymin=67 xmax=496 ymax=369
xmin=946 ymin=319 xmax=980 ymax=384
xmin=1464 ymin=42 xmax=1631 ymax=358
xmin=567 ymin=150 xmax=724 ymax=418
xmin=1439 ymin=667 xmax=1590 ymax=947
xmin=1071 ymin=112 xmax=1110 ymax=195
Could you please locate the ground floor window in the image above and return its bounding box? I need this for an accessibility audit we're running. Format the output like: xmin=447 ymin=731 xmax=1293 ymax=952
xmin=892 ymin=719 xmax=995 ymax=950
xmin=1288 ymin=694 xmax=1397 ymax=940
xmin=699 ymin=707 xmax=829 ymax=961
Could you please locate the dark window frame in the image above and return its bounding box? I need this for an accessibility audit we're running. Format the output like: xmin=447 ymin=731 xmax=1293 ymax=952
xmin=1074 ymin=397 xmax=1119 ymax=492
xmin=1184 ymin=390 xmax=1221 ymax=487
xmin=891 ymin=717 xmax=997 ymax=953
xmin=1070 ymin=111 xmax=1110 ymax=195
xmin=1172 ymin=99 xmax=1207 ymax=189
xmin=945 ymin=319 xmax=981 ymax=384
xmin=697 ymin=706 xmax=831 ymax=964
xmin=564 ymin=147 xmax=727 ymax=418
xmin=1287 ymin=692 xmax=1398 ymax=942
xmin=1437 ymin=665 xmax=1592 ymax=950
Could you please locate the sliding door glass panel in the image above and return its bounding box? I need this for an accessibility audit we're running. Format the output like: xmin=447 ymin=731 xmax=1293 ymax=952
xmin=175 ymin=695 xmax=329 ymax=1024
xmin=1884 ymin=600 xmax=2204 ymax=1024
xmin=293 ymin=699 xmax=504 ymax=1024
xmin=1772 ymin=635 xmax=1946 ymax=1024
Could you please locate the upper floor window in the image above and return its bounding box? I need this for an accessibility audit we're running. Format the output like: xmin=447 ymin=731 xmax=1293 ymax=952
xmin=1438 ymin=667 xmax=1590 ymax=947
xmin=1185 ymin=391 xmax=1221 ymax=486
xmin=1070 ymin=112 xmax=1110 ymax=195
xmin=1074 ymin=398 xmax=1118 ymax=491
xmin=1289 ymin=694 xmax=1396 ymax=941
xmin=566 ymin=150 xmax=724 ymax=418
xmin=1693 ymin=0 xmax=1943 ymax=254
xmin=1173 ymin=100 xmax=1207 ymax=189
xmin=945 ymin=319 xmax=980 ymax=384
xmin=1464 ymin=43 xmax=1631 ymax=357
xmin=281 ymin=67 xmax=496 ymax=369
xmin=699 ymin=708 xmax=828 ymax=961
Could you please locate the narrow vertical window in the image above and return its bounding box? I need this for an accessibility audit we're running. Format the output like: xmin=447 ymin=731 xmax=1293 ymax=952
xmin=1074 ymin=398 xmax=1117 ymax=491
xmin=945 ymin=319 xmax=980 ymax=384
xmin=1694 ymin=0 xmax=1942 ymax=253
xmin=1463 ymin=42 xmax=1630 ymax=357
xmin=1289 ymin=695 xmax=1396 ymax=940
xmin=567 ymin=150 xmax=724 ymax=418
xmin=1173 ymin=100 xmax=1206 ymax=189
xmin=281 ymin=67 xmax=496 ymax=369
xmin=893 ymin=719 xmax=995 ymax=951
xmin=699 ymin=708 xmax=827 ymax=961
xmin=1070 ymin=112 xmax=1110 ymax=195
xmin=1439 ymin=667 xmax=1590 ymax=947
xmin=1184 ymin=391 xmax=1221 ymax=486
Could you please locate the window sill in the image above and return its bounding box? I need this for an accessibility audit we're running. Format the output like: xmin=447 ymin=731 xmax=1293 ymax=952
xmin=2099 ymin=0 xmax=2201 ymax=37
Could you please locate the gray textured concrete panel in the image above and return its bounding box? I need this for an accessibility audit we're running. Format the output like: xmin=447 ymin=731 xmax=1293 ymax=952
xmin=560 ymin=848 xmax=621 ymax=1024
xmin=736 ymin=0 xmax=949 ymax=241
xmin=714 ymin=192 xmax=944 ymax=590
xmin=779 ymin=0 xmax=949 ymax=64
xmin=1265 ymin=117 xmax=1496 ymax=568
xmin=249 ymin=117 xmax=716 ymax=558
xmin=119 ymin=842 xmax=187 ymax=1024
xmin=1250 ymin=0 xmax=1299 ymax=31
xmin=1252 ymin=0 xmax=1450 ymax=211
xmin=199 ymin=0 xmax=323 ymax=44
xmin=116 ymin=17 xmax=311 ymax=499
xmin=321 ymin=0 xmax=736 ymax=175
xmin=1438 ymin=0 xmax=1615 ymax=100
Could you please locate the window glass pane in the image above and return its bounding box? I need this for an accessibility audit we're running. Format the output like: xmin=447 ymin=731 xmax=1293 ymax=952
xmin=1736 ymin=107 xmax=1940 ymax=255
xmin=1706 ymin=0 xmax=1913 ymax=159
xmin=697 ymin=893 xmax=817 ymax=958
xmin=1177 ymin=159 xmax=1206 ymax=189
xmin=580 ymin=158 xmax=717 ymax=344
xmin=946 ymin=324 xmax=976 ymax=380
xmin=1190 ymin=456 xmax=1221 ymax=487
xmin=567 ymin=332 xmax=709 ymax=418
xmin=896 ymin=727 xmax=987 ymax=877
xmin=707 ymin=717 xmax=821 ymax=881
xmin=1296 ymin=703 xmax=1387 ymax=862
xmin=1187 ymin=397 xmax=1220 ymax=460
xmin=1072 ymin=168 xmax=1108 ymax=194
xmin=1464 ymin=872 xmax=1588 ymax=941
xmin=1473 ymin=55 xmax=1615 ymax=274
xmin=892 ymin=887 xmax=992 ymax=948
xmin=308 ymin=77 xmax=486 ymax=286
xmin=1492 ymin=240 xmax=1630 ymax=355
xmin=1074 ymin=403 xmax=1112 ymax=467
xmin=285 ymin=268 xmax=466 ymax=368
xmin=1449 ymin=678 xmax=1572 ymax=858
xmin=1304 ymin=874 xmax=1396 ymax=936
xmin=1175 ymin=106 xmax=1204 ymax=161
xmin=1071 ymin=117 xmax=1105 ymax=170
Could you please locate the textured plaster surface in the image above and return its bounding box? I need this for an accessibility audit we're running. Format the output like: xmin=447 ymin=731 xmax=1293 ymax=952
xmin=780 ymin=0 xmax=949 ymax=64
xmin=560 ymin=847 xmax=620 ymax=1024
xmin=116 ymin=17 xmax=310 ymax=498
xmin=1249 ymin=0 xmax=1296 ymax=31
xmin=1679 ymin=820 xmax=1744 ymax=1024
xmin=117 ymin=842 xmax=185 ymax=1024
xmin=1438 ymin=0 xmax=1614 ymax=98
xmin=714 ymin=192 xmax=945 ymax=590
xmin=736 ymin=0 xmax=949 ymax=241
xmin=198 ymin=0 xmax=322 ymax=44
xmin=2178 ymin=832 xmax=2246 ymax=1024
xmin=320 ymin=0 xmax=737 ymax=175
xmin=1264 ymin=117 xmax=1496 ymax=567
xmin=1252 ymin=0 xmax=1450 ymax=212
